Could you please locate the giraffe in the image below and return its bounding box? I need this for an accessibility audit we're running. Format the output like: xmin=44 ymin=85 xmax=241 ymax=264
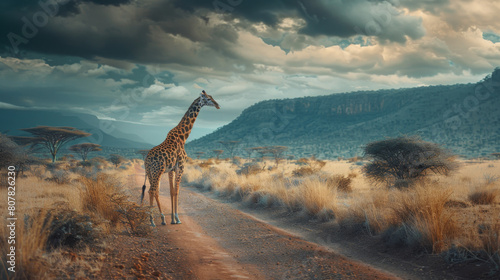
xmin=141 ymin=90 xmax=220 ymax=226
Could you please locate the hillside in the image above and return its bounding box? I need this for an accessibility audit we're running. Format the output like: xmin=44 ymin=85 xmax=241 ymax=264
xmin=187 ymin=70 xmax=500 ymax=159
xmin=1 ymin=109 xmax=152 ymax=149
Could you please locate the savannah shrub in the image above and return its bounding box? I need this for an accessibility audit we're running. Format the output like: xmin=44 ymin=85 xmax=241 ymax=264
xmin=469 ymin=189 xmax=498 ymax=205
xmin=363 ymin=136 xmax=457 ymax=188
xmin=326 ymin=175 xmax=353 ymax=193
xmin=292 ymin=166 xmax=316 ymax=177
xmin=237 ymin=162 xmax=264 ymax=176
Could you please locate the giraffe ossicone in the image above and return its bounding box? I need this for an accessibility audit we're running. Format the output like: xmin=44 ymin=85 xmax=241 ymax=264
xmin=141 ymin=90 xmax=220 ymax=226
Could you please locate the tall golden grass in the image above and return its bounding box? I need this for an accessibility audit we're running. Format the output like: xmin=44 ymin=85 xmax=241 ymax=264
xmin=0 ymin=160 xmax=149 ymax=279
xmin=0 ymin=209 xmax=53 ymax=280
xmin=297 ymin=178 xmax=337 ymax=216
xmin=185 ymin=158 xmax=500 ymax=258
xmin=390 ymin=185 xmax=458 ymax=253
xmin=79 ymin=174 xmax=123 ymax=227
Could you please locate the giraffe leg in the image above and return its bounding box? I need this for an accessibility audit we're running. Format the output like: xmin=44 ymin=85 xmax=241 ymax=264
xmin=155 ymin=193 xmax=166 ymax=225
xmin=168 ymin=171 xmax=176 ymax=224
xmin=174 ymin=163 xmax=184 ymax=224
xmin=174 ymin=187 xmax=181 ymax=224
xmin=148 ymin=190 xmax=156 ymax=227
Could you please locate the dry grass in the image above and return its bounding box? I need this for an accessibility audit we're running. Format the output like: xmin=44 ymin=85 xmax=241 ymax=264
xmin=292 ymin=166 xmax=317 ymax=177
xmin=0 ymin=161 xmax=148 ymax=279
xmin=326 ymin=174 xmax=353 ymax=193
xmin=79 ymin=174 xmax=123 ymax=226
xmin=468 ymin=183 xmax=499 ymax=205
xmin=338 ymin=190 xmax=394 ymax=235
xmin=480 ymin=219 xmax=500 ymax=258
xmin=469 ymin=190 xmax=498 ymax=205
xmin=184 ymin=158 xmax=500 ymax=259
xmin=298 ymin=178 xmax=337 ymax=216
xmin=389 ymin=184 xmax=458 ymax=252
xmin=0 ymin=209 xmax=53 ymax=280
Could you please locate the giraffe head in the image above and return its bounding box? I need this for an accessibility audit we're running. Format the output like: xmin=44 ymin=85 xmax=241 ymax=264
xmin=199 ymin=90 xmax=220 ymax=109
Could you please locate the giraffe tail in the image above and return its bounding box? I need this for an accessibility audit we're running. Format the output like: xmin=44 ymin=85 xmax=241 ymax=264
xmin=141 ymin=173 xmax=147 ymax=204
xmin=140 ymin=184 xmax=146 ymax=204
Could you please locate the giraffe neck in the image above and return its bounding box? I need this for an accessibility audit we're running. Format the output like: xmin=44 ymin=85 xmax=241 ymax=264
xmin=174 ymin=97 xmax=202 ymax=143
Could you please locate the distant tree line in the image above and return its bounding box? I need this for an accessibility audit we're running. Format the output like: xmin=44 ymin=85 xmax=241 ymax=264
xmin=3 ymin=126 xmax=151 ymax=169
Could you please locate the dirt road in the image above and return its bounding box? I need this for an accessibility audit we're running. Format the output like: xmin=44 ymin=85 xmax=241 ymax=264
xmin=170 ymin=188 xmax=402 ymax=279
xmin=102 ymin=180 xmax=402 ymax=279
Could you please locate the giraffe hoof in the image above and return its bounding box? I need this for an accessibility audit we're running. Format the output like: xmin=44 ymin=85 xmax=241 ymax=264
xmin=161 ymin=221 xmax=167 ymax=225
xmin=151 ymin=223 xmax=156 ymax=227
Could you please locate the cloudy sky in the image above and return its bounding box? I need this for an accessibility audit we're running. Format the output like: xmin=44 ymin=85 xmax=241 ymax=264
xmin=1 ymin=0 xmax=499 ymax=142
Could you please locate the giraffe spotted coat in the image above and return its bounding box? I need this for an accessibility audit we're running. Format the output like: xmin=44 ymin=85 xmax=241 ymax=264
xmin=142 ymin=91 xmax=220 ymax=226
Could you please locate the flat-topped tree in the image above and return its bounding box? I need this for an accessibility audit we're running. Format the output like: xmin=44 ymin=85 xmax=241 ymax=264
xmin=219 ymin=140 xmax=240 ymax=158
xmin=109 ymin=154 xmax=126 ymax=168
xmin=213 ymin=150 xmax=223 ymax=160
xmin=244 ymin=147 xmax=254 ymax=159
xmin=20 ymin=126 xmax=91 ymax=162
xmin=251 ymin=147 xmax=267 ymax=160
xmin=194 ymin=151 xmax=205 ymax=159
xmin=266 ymin=146 xmax=288 ymax=166
xmin=9 ymin=135 xmax=44 ymax=153
xmin=69 ymin=143 xmax=102 ymax=162
xmin=136 ymin=149 xmax=150 ymax=160
xmin=250 ymin=146 xmax=288 ymax=165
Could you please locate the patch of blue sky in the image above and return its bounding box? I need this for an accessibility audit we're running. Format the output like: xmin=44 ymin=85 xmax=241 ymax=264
xmin=483 ymin=32 xmax=500 ymax=43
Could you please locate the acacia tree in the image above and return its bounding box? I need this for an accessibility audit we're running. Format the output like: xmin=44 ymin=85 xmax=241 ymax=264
xmin=109 ymin=154 xmax=126 ymax=168
xmin=219 ymin=140 xmax=240 ymax=158
xmin=136 ymin=149 xmax=150 ymax=160
xmin=251 ymin=147 xmax=267 ymax=160
xmin=19 ymin=126 xmax=91 ymax=162
xmin=244 ymin=147 xmax=254 ymax=159
xmin=194 ymin=151 xmax=205 ymax=159
xmin=249 ymin=146 xmax=288 ymax=165
xmin=266 ymin=146 xmax=288 ymax=166
xmin=362 ymin=136 xmax=457 ymax=188
xmin=69 ymin=143 xmax=102 ymax=162
xmin=213 ymin=150 xmax=223 ymax=160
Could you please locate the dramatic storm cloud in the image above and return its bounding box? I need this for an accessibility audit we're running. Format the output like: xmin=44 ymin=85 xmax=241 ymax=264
xmin=0 ymin=0 xmax=499 ymax=143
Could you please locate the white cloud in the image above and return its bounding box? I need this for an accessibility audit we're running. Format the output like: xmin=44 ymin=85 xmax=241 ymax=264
xmin=194 ymin=78 xmax=209 ymax=84
xmin=142 ymin=84 xmax=166 ymax=98
xmin=0 ymin=102 xmax=25 ymax=110
xmin=141 ymin=106 xmax=187 ymax=125
xmin=159 ymin=85 xmax=192 ymax=100
xmin=193 ymin=83 xmax=204 ymax=89
xmin=214 ymin=83 xmax=251 ymax=96
xmin=154 ymin=80 xmax=175 ymax=88
xmin=0 ymin=57 xmax=53 ymax=76
xmin=99 ymin=104 xmax=129 ymax=113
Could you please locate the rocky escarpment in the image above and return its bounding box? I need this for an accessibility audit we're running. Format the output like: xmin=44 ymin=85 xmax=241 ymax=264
xmin=187 ymin=69 xmax=500 ymax=159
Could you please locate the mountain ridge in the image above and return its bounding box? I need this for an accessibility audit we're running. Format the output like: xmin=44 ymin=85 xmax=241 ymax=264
xmin=1 ymin=109 xmax=152 ymax=149
xmin=186 ymin=70 xmax=500 ymax=159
